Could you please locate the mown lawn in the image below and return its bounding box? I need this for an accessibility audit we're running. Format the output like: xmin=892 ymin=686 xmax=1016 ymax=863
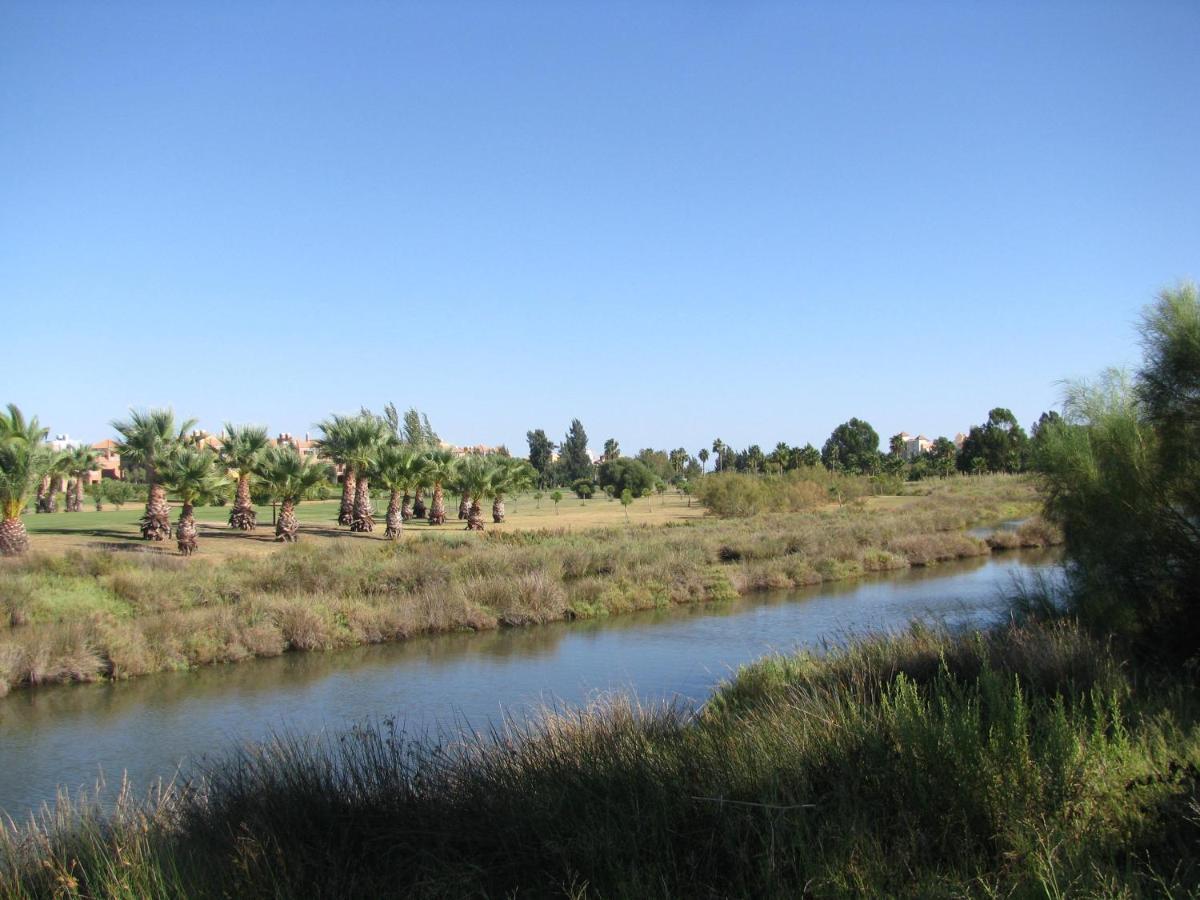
xmin=20 ymin=490 xmax=709 ymax=558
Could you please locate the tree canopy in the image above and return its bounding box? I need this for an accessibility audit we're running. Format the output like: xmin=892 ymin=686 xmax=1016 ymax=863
xmin=957 ymin=408 xmax=1029 ymax=474
xmin=597 ymin=457 xmax=657 ymax=498
xmin=821 ymin=418 xmax=880 ymax=474
xmin=558 ymin=419 xmax=593 ymax=483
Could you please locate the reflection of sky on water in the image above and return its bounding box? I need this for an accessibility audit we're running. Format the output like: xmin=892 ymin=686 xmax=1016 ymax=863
xmin=0 ymin=549 xmax=1060 ymax=819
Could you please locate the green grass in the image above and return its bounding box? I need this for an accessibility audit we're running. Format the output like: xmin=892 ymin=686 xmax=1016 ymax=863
xmin=0 ymin=478 xmax=1058 ymax=695
xmin=3 ymin=621 xmax=1195 ymax=897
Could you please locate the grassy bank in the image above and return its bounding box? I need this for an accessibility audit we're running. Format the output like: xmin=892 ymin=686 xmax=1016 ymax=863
xmin=0 ymin=479 xmax=1055 ymax=695
xmin=3 ymin=621 xmax=1195 ymax=897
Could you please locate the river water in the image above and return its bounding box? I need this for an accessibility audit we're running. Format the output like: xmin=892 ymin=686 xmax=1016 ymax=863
xmin=0 ymin=549 xmax=1059 ymax=820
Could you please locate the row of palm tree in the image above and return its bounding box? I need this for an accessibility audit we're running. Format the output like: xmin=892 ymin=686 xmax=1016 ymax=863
xmin=31 ymin=445 xmax=99 ymax=514
xmin=313 ymin=412 xmax=534 ymax=536
xmin=0 ymin=405 xmax=536 ymax=556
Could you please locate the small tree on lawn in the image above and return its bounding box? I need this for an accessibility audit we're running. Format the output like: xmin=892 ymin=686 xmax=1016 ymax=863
xmin=257 ymin=446 xmax=331 ymax=543
xmin=551 ymin=490 xmax=563 ymax=514
xmin=159 ymin=446 xmax=228 ymax=556
xmin=620 ymin=488 xmax=633 ymax=521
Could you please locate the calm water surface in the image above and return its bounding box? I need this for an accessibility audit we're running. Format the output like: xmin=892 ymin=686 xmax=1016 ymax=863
xmin=0 ymin=549 xmax=1059 ymax=819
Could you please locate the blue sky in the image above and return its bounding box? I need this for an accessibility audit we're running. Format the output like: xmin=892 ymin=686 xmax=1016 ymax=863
xmin=3 ymin=2 xmax=1197 ymax=455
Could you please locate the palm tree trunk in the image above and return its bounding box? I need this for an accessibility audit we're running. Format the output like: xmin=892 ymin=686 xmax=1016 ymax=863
xmin=35 ymin=477 xmax=48 ymax=513
xmin=350 ymin=475 xmax=374 ymax=532
xmin=276 ymin=499 xmax=299 ymax=542
xmin=176 ymin=502 xmax=198 ymax=555
xmin=385 ymin=489 xmax=403 ymax=540
xmin=0 ymin=518 xmax=29 ymax=555
xmin=229 ymin=474 xmax=257 ymax=530
xmin=338 ymin=469 xmax=356 ymax=526
xmin=466 ymin=499 xmax=485 ymax=531
xmin=401 ymin=492 xmax=413 ymax=521
xmin=72 ymin=476 xmax=84 ymax=512
xmin=492 ymin=496 xmax=505 ymax=523
xmin=44 ymin=476 xmax=62 ymax=513
xmin=65 ymin=478 xmax=77 ymax=512
xmin=428 ymin=483 xmax=446 ymax=525
xmin=458 ymin=493 xmax=471 ymax=520
xmin=141 ymin=482 xmax=171 ymax=541
xmin=412 ymin=488 xmax=426 ymax=520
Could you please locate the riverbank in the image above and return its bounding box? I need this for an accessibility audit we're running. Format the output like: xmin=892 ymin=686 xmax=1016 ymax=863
xmin=4 ymin=619 xmax=1194 ymax=897
xmin=0 ymin=481 xmax=1056 ymax=695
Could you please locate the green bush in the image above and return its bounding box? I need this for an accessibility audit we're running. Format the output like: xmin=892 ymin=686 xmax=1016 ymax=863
xmin=1037 ymin=283 xmax=1200 ymax=658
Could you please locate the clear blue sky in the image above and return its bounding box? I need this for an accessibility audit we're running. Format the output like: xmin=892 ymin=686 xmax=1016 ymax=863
xmin=3 ymin=2 xmax=1197 ymax=455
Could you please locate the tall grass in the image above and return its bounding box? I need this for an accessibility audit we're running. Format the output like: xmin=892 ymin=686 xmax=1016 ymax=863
xmin=3 ymin=622 xmax=1195 ymax=897
xmin=0 ymin=482 xmax=1057 ymax=695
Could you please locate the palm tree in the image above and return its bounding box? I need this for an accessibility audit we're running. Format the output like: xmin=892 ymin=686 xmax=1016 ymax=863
xmin=158 ymin=446 xmax=228 ymax=555
xmin=256 ymin=446 xmax=331 ymax=543
xmin=343 ymin=414 xmax=389 ymax=533
xmin=219 ymin=424 xmax=269 ymax=531
xmin=491 ymin=457 xmax=534 ymax=523
xmin=0 ymin=405 xmax=51 ymax=555
xmin=711 ymin=439 xmax=726 ymax=473
xmin=112 ymin=408 xmax=197 ymax=541
xmin=64 ymin=445 xmax=98 ymax=512
xmin=372 ymin=445 xmax=424 ymax=540
xmin=36 ymin=450 xmax=71 ymax=513
xmin=315 ymin=414 xmax=358 ymax=527
xmin=423 ymin=449 xmax=456 ymax=525
xmin=455 ymin=455 xmax=494 ymax=531
xmin=456 ymin=452 xmax=479 ymax=520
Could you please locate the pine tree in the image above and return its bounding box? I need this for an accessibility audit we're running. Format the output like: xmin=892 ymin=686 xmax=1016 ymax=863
xmin=559 ymin=419 xmax=593 ymax=483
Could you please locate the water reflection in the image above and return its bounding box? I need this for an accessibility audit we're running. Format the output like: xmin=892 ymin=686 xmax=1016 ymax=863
xmin=0 ymin=549 xmax=1059 ymax=819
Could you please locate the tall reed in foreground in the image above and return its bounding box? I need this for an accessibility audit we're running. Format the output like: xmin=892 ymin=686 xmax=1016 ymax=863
xmin=3 ymin=622 xmax=1195 ymax=897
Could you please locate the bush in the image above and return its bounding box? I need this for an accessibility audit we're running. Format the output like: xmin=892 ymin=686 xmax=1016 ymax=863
xmin=597 ymin=457 xmax=657 ymax=498
xmin=695 ymin=470 xmax=856 ymax=516
xmin=1037 ymin=284 xmax=1200 ymax=658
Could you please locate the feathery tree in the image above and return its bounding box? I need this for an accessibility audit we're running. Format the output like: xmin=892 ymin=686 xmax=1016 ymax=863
xmin=401 ymin=407 xmax=439 ymax=449
xmin=315 ymin=414 xmax=358 ymax=527
xmin=112 ymin=408 xmax=197 ymax=541
xmin=0 ymin=405 xmax=51 ymax=555
xmin=256 ymin=446 xmax=331 ymax=543
xmin=158 ymin=446 xmax=228 ymax=556
xmin=219 ymin=423 xmax=270 ymax=531
xmin=1037 ymin=283 xmax=1200 ymax=657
